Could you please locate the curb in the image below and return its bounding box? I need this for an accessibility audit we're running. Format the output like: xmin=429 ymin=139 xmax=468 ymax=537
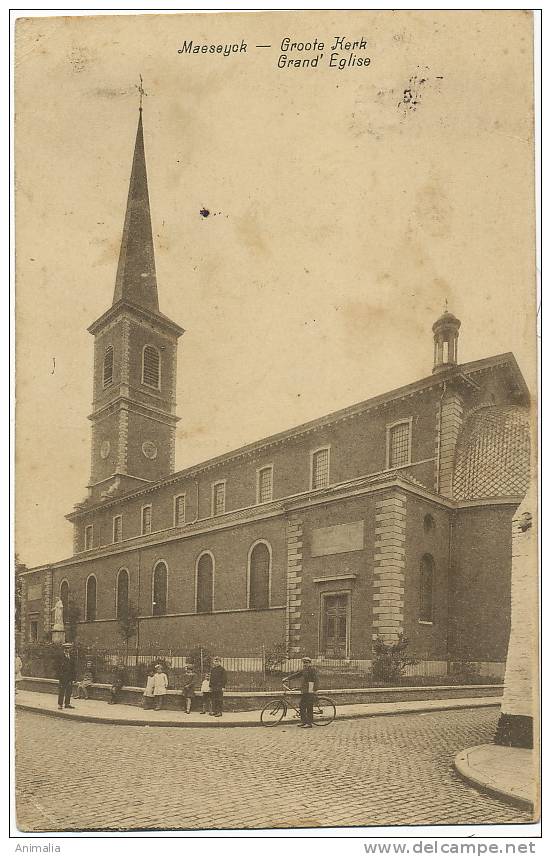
xmin=15 ymin=698 xmax=501 ymax=729
xmin=453 ymin=748 xmax=534 ymax=812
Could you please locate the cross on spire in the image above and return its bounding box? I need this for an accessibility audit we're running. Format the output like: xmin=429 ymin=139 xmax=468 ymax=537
xmin=136 ymin=74 xmax=147 ymax=112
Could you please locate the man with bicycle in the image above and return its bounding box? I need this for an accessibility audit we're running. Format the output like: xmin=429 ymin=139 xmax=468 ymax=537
xmin=283 ymin=656 xmax=318 ymax=728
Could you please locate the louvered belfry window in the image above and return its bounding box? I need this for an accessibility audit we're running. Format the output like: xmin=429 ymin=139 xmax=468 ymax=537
xmin=142 ymin=345 xmax=160 ymax=388
xmin=103 ymin=346 xmax=114 ymax=387
xmin=85 ymin=525 xmax=93 ymax=551
xmin=389 ymin=422 xmax=410 ymax=468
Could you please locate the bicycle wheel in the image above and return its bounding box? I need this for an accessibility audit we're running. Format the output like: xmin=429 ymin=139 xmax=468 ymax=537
xmin=312 ymin=696 xmax=336 ymax=726
xmin=260 ymin=698 xmax=286 ymax=726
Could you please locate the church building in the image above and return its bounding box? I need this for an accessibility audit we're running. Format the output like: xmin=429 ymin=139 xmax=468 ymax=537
xmin=19 ymin=108 xmax=531 ymax=673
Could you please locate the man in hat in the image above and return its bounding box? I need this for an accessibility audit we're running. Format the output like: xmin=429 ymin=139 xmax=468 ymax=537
xmin=56 ymin=642 xmax=76 ymax=710
xmin=283 ymin=656 xmax=318 ymax=728
xmin=209 ymin=656 xmax=227 ymax=717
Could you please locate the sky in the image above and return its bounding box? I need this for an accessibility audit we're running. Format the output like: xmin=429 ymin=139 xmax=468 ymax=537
xmin=15 ymin=10 xmax=536 ymax=568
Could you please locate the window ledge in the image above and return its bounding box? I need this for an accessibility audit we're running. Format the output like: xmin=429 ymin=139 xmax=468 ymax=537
xmin=313 ymin=574 xmax=357 ymax=583
xmin=418 ymin=620 xmax=434 ymax=625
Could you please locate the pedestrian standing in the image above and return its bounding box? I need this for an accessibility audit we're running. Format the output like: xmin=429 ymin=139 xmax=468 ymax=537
xmin=56 ymin=642 xmax=76 ymax=710
xmin=152 ymin=663 xmax=168 ymax=710
xmin=181 ymin=665 xmax=196 ymax=714
xmin=209 ymin=656 xmax=227 ymax=717
xmin=142 ymin=666 xmax=156 ymax=710
xmin=283 ymin=656 xmax=318 ymax=728
xmin=200 ymin=672 xmax=211 ymax=714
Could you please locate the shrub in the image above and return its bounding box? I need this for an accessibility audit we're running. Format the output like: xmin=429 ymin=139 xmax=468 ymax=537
xmin=449 ymin=659 xmax=480 ymax=681
xmin=264 ymin=643 xmax=287 ymax=674
xmin=371 ymin=634 xmax=418 ymax=684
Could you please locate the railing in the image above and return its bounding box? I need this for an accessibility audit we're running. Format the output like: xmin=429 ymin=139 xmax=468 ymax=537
xmin=19 ymin=641 xmax=505 ymax=691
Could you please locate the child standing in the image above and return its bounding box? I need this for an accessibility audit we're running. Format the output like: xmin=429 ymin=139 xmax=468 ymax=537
xmin=152 ymin=663 xmax=168 ymax=710
xmin=200 ymin=672 xmax=211 ymax=715
xmin=143 ymin=666 xmax=155 ymax=710
xmin=181 ymin=665 xmax=196 ymax=714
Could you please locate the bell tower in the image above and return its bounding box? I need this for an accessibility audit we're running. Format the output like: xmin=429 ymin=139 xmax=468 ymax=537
xmin=432 ymin=304 xmax=461 ymax=374
xmin=87 ymin=105 xmax=184 ymax=501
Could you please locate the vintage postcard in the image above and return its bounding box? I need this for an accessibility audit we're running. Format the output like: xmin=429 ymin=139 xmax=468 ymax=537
xmin=13 ymin=9 xmax=538 ymax=835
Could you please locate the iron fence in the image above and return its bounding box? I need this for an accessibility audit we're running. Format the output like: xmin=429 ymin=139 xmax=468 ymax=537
xmin=19 ymin=641 xmax=504 ymax=691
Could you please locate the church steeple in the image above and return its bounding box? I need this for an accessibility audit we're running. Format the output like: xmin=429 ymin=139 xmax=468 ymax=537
xmin=112 ymin=108 xmax=159 ymax=313
xmin=84 ymin=103 xmax=184 ymax=504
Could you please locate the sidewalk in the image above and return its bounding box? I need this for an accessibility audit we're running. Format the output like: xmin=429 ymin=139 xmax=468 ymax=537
xmin=454 ymin=744 xmax=537 ymax=812
xmin=15 ymin=689 xmax=502 ymax=728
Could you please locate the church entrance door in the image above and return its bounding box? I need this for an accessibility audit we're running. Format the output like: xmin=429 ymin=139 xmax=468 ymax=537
xmin=321 ymin=593 xmax=349 ymax=658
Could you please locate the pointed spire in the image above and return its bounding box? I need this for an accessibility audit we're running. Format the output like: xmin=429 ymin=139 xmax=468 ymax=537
xmin=113 ymin=105 xmax=159 ymax=313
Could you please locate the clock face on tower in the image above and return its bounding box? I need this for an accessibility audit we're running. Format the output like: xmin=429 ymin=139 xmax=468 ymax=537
xmin=142 ymin=441 xmax=158 ymax=460
xmin=100 ymin=440 xmax=111 ymax=459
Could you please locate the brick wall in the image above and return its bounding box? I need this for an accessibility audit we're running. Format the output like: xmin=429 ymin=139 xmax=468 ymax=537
xmin=74 ymin=386 xmax=443 ymax=554
xmin=53 ymin=515 xmax=288 ymax=633
xmin=298 ymin=495 xmax=376 ymax=658
xmin=402 ymin=497 xmax=451 ymax=659
xmin=437 ymin=390 xmax=463 ymax=497
xmin=450 ymin=503 xmax=518 ymax=662
xmin=76 ymin=606 xmax=286 ymax=652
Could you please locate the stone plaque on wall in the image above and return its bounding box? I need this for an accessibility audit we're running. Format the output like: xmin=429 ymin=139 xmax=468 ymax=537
xmin=311 ymin=521 xmax=364 ymax=557
xmin=27 ymin=582 xmax=42 ymax=601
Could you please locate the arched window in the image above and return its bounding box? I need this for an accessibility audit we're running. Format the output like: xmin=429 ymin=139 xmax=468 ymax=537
xmin=423 ymin=514 xmax=435 ymax=534
xmin=152 ymin=562 xmax=168 ymax=616
xmin=142 ymin=345 xmax=160 ymax=389
xmin=116 ymin=568 xmax=129 ymax=619
xmin=248 ymin=542 xmax=271 ymax=609
xmin=60 ymin=579 xmax=69 ymax=611
xmin=103 ymin=346 xmax=114 ymax=387
xmin=419 ymin=554 xmax=434 ymax=623
xmin=85 ymin=575 xmax=97 ymax=622
xmin=196 ymin=553 xmax=214 ymax=614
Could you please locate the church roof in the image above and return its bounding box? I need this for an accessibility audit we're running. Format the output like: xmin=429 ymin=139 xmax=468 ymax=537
xmin=67 ymin=350 xmax=529 ymax=518
xmin=453 ymin=404 xmax=531 ymax=500
xmin=112 ymin=109 xmax=159 ymax=314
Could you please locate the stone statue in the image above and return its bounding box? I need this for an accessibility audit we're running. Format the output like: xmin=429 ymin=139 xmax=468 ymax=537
xmin=51 ymin=598 xmax=64 ymax=631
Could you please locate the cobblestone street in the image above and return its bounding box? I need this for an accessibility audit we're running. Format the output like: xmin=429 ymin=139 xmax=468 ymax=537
xmin=16 ymin=708 xmax=531 ymax=832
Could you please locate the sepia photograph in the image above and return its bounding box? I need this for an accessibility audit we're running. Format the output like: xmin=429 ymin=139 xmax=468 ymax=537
xmin=13 ymin=8 xmax=539 ymax=835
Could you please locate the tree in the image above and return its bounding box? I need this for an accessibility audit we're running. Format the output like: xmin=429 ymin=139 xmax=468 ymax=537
xmin=64 ymin=598 xmax=81 ymax=643
xmin=117 ymin=601 xmax=139 ymax=664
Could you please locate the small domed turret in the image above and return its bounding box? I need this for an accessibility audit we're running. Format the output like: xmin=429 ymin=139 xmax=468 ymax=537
xmin=432 ymin=305 xmax=461 ymax=373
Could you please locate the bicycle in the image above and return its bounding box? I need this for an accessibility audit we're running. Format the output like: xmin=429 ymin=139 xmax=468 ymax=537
xmin=260 ymin=682 xmax=336 ymax=726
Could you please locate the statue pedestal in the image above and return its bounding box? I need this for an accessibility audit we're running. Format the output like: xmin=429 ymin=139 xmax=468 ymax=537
xmin=51 ymin=628 xmax=66 ymax=645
